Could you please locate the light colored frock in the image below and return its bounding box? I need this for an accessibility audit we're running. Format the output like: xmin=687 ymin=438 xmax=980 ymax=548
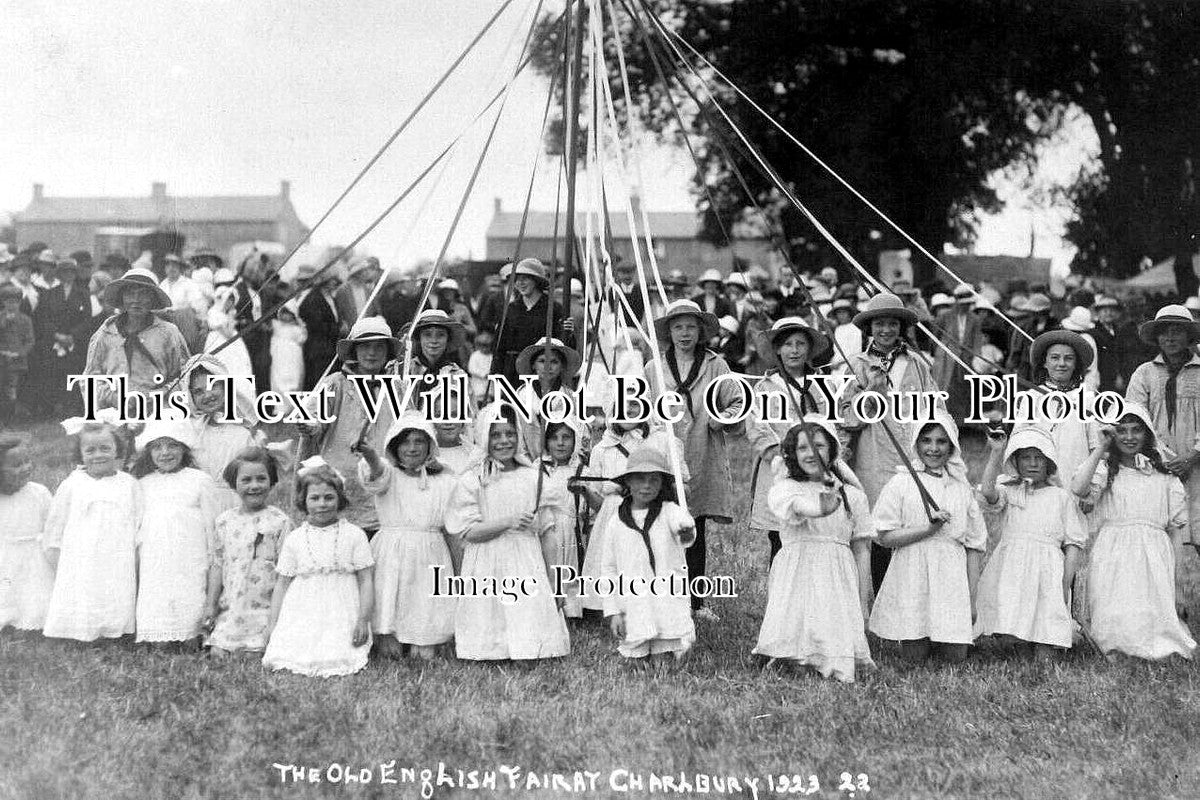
xmin=600 ymin=501 xmax=696 ymax=657
xmin=578 ymin=427 xmax=686 ymax=612
xmin=360 ymin=461 xmax=456 ymax=646
xmin=1081 ymin=460 xmax=1196 ymax=660
xmin=540 ymin=459 xmax=584 ymax=618
xmin=975 ymin=481 xmax=1088 ymax=648
xmin=187 ymin=417 xmax=258 ymax=512
xmin=868 ymin=469 xmax=988 ymax=644
xmin=754 ymin=478 xmax=874 ymax=682
xmin=136 ymin=467 xmax=221 ymax=642
xmin=263 ymin=519 xmax=375 ymax=677
xmin=207 ymin=505 xmax=291 ymax=652
xmin=0 ymin=483 xmax=54 ymax=631
xmin=445 ymin=464 xmax=570 ymax=660
xmin=43 ymin=469 xmax=143 ymax=641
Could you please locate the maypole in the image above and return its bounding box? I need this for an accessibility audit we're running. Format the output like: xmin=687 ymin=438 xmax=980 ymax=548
xmin=560 ymin=0 xmax=587 ymax=322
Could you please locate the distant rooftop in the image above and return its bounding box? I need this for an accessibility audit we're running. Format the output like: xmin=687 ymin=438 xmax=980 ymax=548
xmin=485 ymin=197 xmax=765 ymax=241
xmin=18 ymin=181 xmax=299 ymax=224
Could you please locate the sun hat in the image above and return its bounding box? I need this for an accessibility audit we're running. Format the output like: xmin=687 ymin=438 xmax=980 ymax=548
xmin=382 ymin=412 xmax=441 ymax=460
xmin=437 ymin=278 xmax=461 ymax=294
xmin=336 ymin=316 xmax=402 ymax=362
xmin=614 ymin=445 xmax=674 ymax=483
xmin=347 ymin=256 xmax=382 ymax=279
xmin=952 ymin=283 xmax=975 ymax=303
xmin=515 ymin=336 xmax=582 ymax=377
xmin=1138 ymin=304 xmax=1200 ymax=345
xmin=102 ymin=267 xmax=172 ymax=309
xmin=135 ymin=415 xmax=197 ymax=451
xmin=851 ymin=292 xmax=917 ymax=329
xmin=512 ymin=257 xmax=550 ymax=287
xmin=757 ymin=316 xmax=832 ymax=367
xmin=653 ymin=298 xmax=720 ymax=342
xmin=1025 ymin=293 xmax=1052 ymax=313
xmin=724 ymin=272 xmax=749 ymax=291
xmin=928 ymin=292 xmax=953 ymax=311
xmin=212 ymin=267 xmax=237 ymax=287
xmin=411 ymin=308 xmax=467 ymax=353
xmin=972 ymin=297 xmax=994 ymax=312
xmin=569 ymin=278 xmax=584 ymax=296
xmin=1029 ymin=329 xmax=1094 ymax=370
xmin=1060 ymin=306 xmax=1095 ymax=332
xmin=1002 ymin=426 xmax=1060 ymax=478
xmin=1092 ymin=295 xmax=1119 ymax=310
xmin=696 ymin=268 xmax=724 ymax=287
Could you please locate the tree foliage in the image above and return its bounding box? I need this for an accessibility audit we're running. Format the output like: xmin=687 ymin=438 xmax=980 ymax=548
xmin=531 ymin=0 xmax=1199 ymax=283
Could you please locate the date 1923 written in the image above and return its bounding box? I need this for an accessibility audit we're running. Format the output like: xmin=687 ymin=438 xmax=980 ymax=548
xmin=765 ymin=773 xmax=871 ymax=795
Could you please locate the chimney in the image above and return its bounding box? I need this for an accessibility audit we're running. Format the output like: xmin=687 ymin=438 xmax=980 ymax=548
xmin=494 ymin=197 xmax=502 ymax=214
xmin=151 ymin=181 xmax=167 ymax=200
xmin=32 ymin=183 xmax=43 ymax=201
xmin=280 ymin=179 xmax=291 ymax=201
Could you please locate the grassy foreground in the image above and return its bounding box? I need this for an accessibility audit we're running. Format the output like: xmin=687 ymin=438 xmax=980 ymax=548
xmin=1 ymin=424 xmax=1199 ymax=799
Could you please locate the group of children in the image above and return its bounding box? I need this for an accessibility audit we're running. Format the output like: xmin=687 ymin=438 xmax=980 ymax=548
xmin=1 ymin=329 xmax=1197 ymax=681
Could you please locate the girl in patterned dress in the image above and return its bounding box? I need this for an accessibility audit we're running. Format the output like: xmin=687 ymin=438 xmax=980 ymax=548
xmin=264 ymin=458 xmax=375 ymax=677
xmin=203 ymin=447 xmax=291 ymax=656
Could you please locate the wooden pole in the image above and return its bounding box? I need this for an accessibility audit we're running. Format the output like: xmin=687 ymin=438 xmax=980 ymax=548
xmin=561 ymin=0 xmax=586 ymax=322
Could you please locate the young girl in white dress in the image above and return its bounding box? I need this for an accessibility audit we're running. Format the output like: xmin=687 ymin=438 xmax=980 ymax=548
xmin=1071 ymin=404 xmax=1196 ymax=660
xmin=578 ymin=417 xmax=686 ymax=615
xmin=264 ymin=458 xmax=375 ymax=677
xmin=132 ymin=419 xmax=221 ymax=646
xmin=357 ymin=413 xmax=456 ymax=660
xmin=181 ymin=354 xmax=259 ymax=512
xmin=203 ymin=447 xmax=292 ymax=656
xmin=539 ymin=421 xmax=588 ymax=619
xmin=445 ymin=403 xmax=570 ymax=662
xmin=43 ymin=417 xmax=143 ymax=642
xmin=0 ymin=433 xmax=54 ymax=633
xmin=753 ymin=418 xmax=874 ymax=683
xmin=601 ymin=446 xmax=697 ymax=664
xmin=976 ymin=427 xmax=1087 ymax=657
xmin=869 ymin=412 xmax=987 ymax=663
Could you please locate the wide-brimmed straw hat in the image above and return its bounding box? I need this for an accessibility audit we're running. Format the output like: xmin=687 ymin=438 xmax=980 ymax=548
xmin=757 ymin=316 xmax=832 ymax=367
xmin=515 ymin=336 xmax=582 ymax=377
xmin=653 ymin=299 xmax=720 ymax=342
xmin=102 ymin=267 xmax=172 ymax=310
xmin=696 ymin=268 xmax=724 ymax=287
xmin=1025 ymin=293 xmax=1052 ymax=313
xmin=411 ymin=308 xmax=467 ymax=353
xmin=1029 ymin=329 xmax=1094 ymax=370
xmin=336 ymin=316 xmax=402 ymax=361
xmin=851 ymin=292 xmax=916 ymax=330
xmin=1138 ymin=304 xmax=1200 ymax=345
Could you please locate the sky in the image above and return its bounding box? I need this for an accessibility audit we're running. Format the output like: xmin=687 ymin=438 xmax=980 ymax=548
xmin=0 ymin=0 xmax=1089 ymax=275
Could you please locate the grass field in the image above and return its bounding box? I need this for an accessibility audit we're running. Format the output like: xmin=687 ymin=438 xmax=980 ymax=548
xmin=2 ymin=423 xmax=1200 ymax=799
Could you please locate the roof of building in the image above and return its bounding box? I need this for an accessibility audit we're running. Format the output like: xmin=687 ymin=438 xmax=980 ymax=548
xmin=19 ymin=194 xmax=294 ymax=224
xmin=486 ymin=209 xmax=765 ymax=241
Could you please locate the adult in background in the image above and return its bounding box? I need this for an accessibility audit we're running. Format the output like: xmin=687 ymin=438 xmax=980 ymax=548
xmin=838 ymin=293 xmax=942 ymax=592
xmin=932 ymin=284 xmax=983 ymax=418
xmin=230 ymin=251 xmax=273 ymax=396
xmin=1125 ymin=304 xmax=1200 ymax=558
xmin=691 ymin=269 xmax=735 ymax=320
xmin=380 ymin=269 xmax=423 ymax=336
xmin=39 ymin=258 xmax=92 ymax=416
xmin=473 ymin=273 xmax=506 ymax=336
xmin=610 ymin=259 xmax=645 ymax=328
xmin=298 ymin=266 xmax=343 ymax=391
xmin=647 ymin=299 xmax=746 ymax=621
xmin=335 ymin=256 xmax=383 ymax=325
xmin=82 ymin=267 xmax=190 ymax=413
xmin=492 ymin=258 xmax=575 ymax=387
xmin=1091 ymin=295 xmax=1141 ymax=393
xmin=430 ymin=279 xmax=477 ymax=364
